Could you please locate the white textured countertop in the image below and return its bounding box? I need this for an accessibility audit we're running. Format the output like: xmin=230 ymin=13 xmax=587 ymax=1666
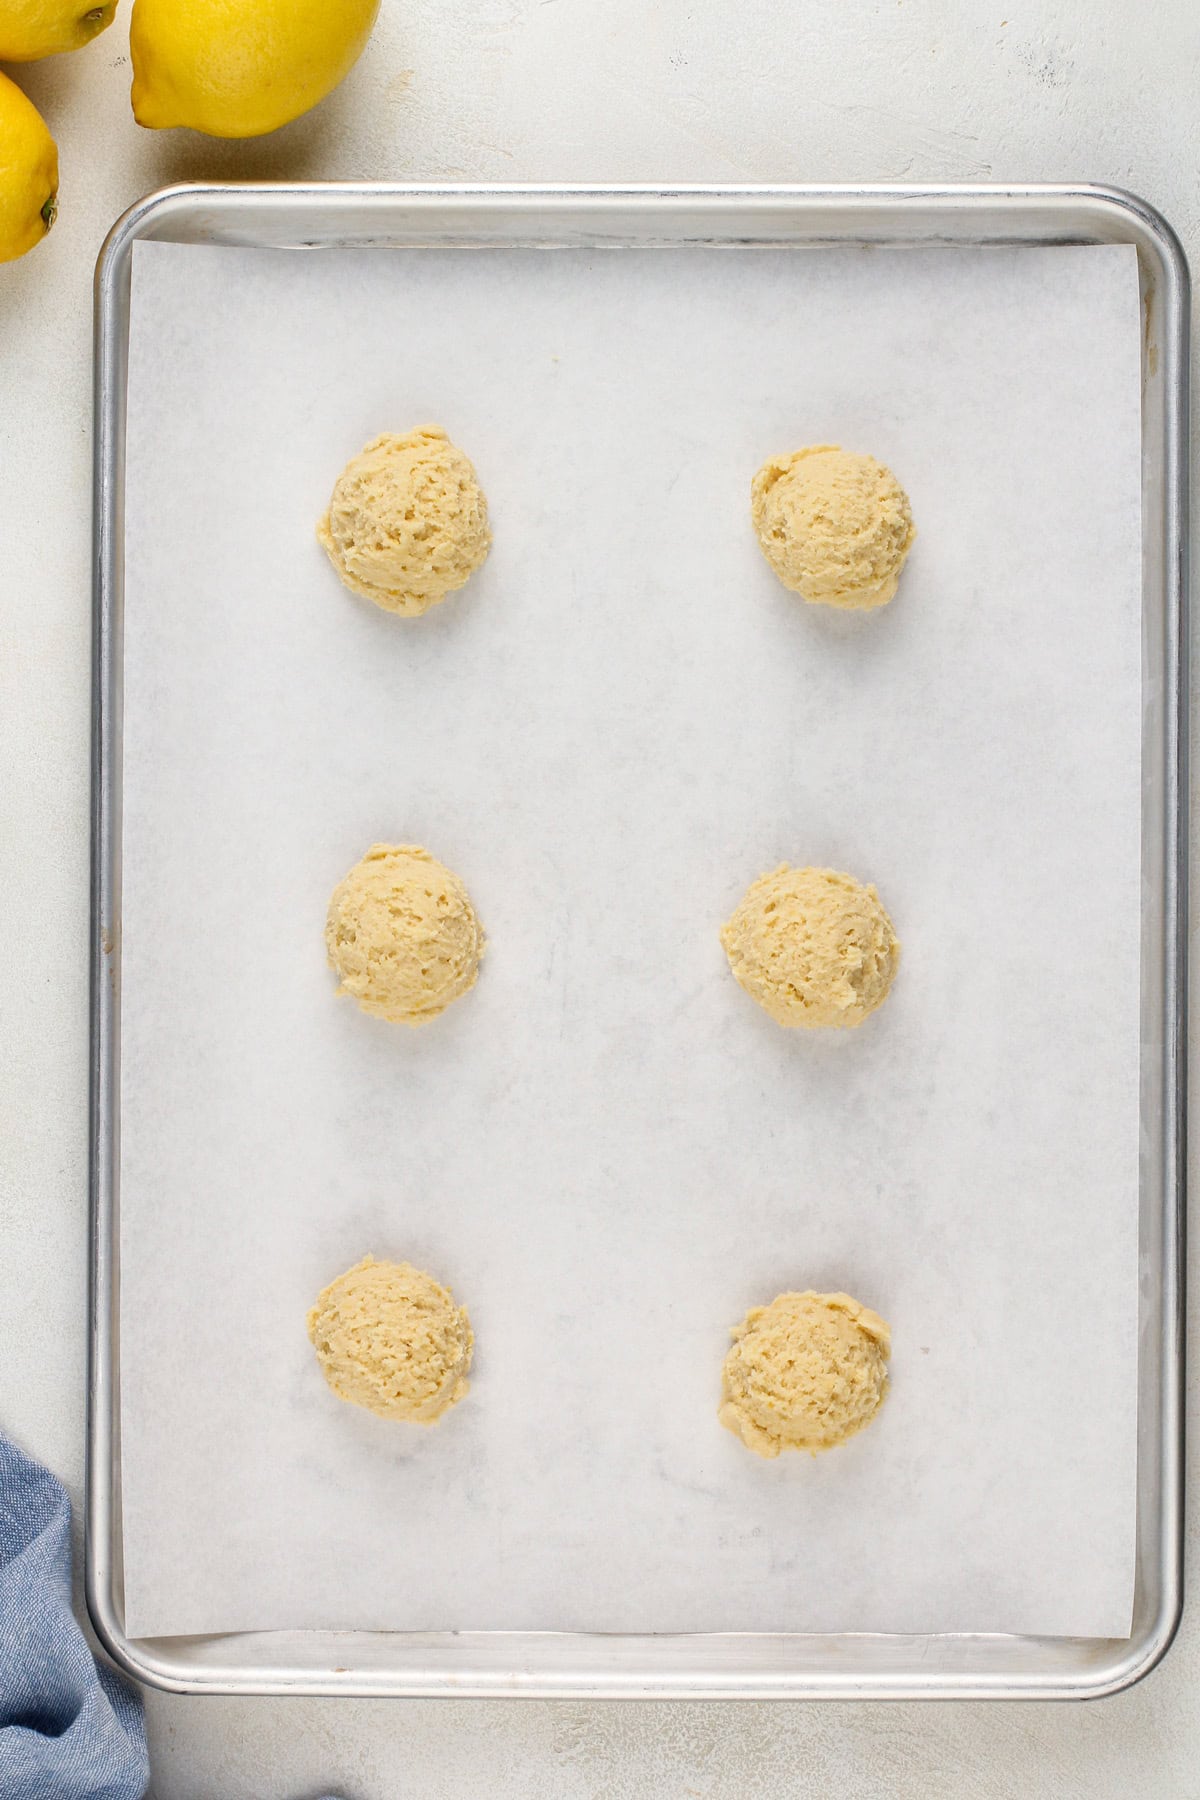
xmin=1 ymin=1 xmax=1196 ymax=1793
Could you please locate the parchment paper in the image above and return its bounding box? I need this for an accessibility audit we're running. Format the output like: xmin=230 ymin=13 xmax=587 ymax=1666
xmin=118 ymin=238 xmax=1142 ymax=1640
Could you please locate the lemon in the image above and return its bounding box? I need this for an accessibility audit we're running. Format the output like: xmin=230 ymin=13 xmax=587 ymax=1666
xmin=0 ymin=0 xmax=115 ymax=60
xmin=0 ymin=73 xmax=58 ymax=263
xmin=130 ymin=0 xmax=380 ymax=138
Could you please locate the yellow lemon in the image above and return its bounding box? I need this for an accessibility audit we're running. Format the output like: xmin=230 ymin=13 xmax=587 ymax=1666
xmin=0 ymin=0 xmax=115 ymax=60
xmin=129 ymin=0 xmax=380 ymax=137
xmin=0 ymin=73 xmax=58 ymax=264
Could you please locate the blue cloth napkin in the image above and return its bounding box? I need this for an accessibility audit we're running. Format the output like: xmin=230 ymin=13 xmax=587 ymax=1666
xmin=1 ymin=1433 xmax=148 ymax=1800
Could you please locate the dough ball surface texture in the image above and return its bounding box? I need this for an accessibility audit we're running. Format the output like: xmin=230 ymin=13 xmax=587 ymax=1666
xmin=326 ymin=843 xmax=484 ymax=1026
xmin=751 ymin=444 xmax=914 ymax=609
xmin=720 ymin=1290 xmax=891 ymax=1457
xmin=307 ymin=1255 xmax=474 ymax=1423
xmin=720 ymin=864 xmax=899 ymax=1029
xmin=317 ymin=426 xmax=491 ymax=615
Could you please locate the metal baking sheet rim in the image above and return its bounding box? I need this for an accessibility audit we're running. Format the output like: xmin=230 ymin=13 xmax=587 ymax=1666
xmin=87 ymin=182 xmax=1188 ymax=1701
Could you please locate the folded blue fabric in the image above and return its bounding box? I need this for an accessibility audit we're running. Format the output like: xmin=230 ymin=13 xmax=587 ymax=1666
xmin=0 ymin=1434 xmax=148 ymax=1800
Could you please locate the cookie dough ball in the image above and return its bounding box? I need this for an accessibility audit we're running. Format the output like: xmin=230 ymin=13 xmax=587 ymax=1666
xmin=720 ymin=1290 xmax=891 ymax=1457
xmin=721 ymin=865 xmax=899 ymax=1029
xmin=326 ymin=843 xmax=484 ymax=1026
xmin=751 ymin=445 xmax=914 ymax=609
xmin=317 ymin=426 xmax=491 ymax=616
xmin=307 ymin=1255 xmax=474 ymax=1423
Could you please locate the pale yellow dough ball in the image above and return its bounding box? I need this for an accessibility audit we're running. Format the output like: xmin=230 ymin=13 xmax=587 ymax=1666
xmin=318 ymin=427 xmax=491 ymax=616
xmin=720 ymin=865 xmax=899 ymax=1029
xmin=751 ymin=444 xmax=914 ymax=609
xmin=720 ymin=1290 xmax=891 ymax=1458
xmin=326 ymin=843 xmax=484 ymax=1026
xmin=307 ymin=1255 xmax=474 ymax=1423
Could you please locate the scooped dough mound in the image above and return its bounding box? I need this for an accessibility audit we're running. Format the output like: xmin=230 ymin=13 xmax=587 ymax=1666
xmin=720 ymin=864 xmax=899 ymax=1029
xmin=750 ymin=444 xmax=914 ymax=609
xmin=720 ymin=1290 xmax=891 ymax=1457
xmin=317 ymin=426 xmax=491 ymax=616
xmin=307 ymin=1255 xmax=474 ymax=1423
xmin=326 ymin=843 xmax=484 ymax=1026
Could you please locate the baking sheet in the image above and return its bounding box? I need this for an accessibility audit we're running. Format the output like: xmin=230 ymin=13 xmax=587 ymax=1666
xmin=117 ymin=238 xmax=1142 ymax=1641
